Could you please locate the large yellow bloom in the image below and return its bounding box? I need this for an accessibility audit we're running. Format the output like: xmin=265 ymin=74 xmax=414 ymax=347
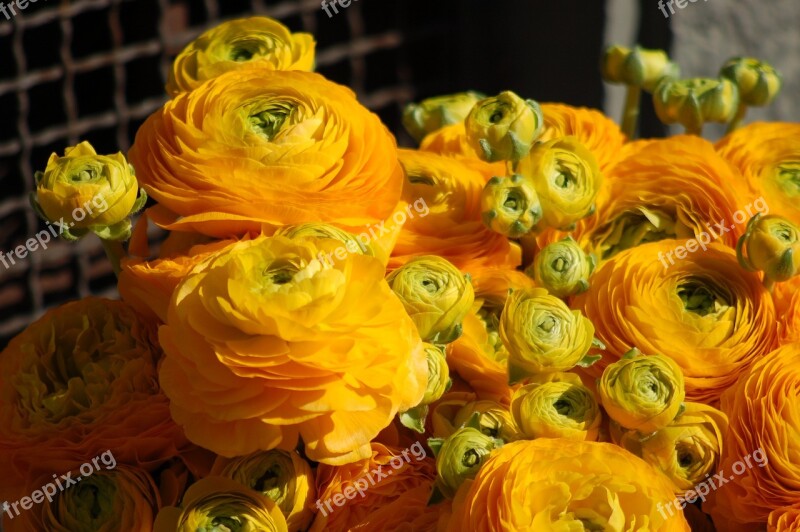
xmin=166 ymin=16 xmax=315 ymax=96
xmin=717 ymin=122 xmax=800 ymax=227
xmin=389 ymin=149 xmax=521 ymax=274
xmin=447 ymin=439 xmax=690 ymax=531
xmin=130 ymin=68 xmax=403 ymax=237
xmin=615 ymin=402 xmax=727 ymax=495
xmin=585 ymin=135 xmax=746 ymax=262
xmin=158 ymin=235 xmax=427 ymax=465
xmin=573 ymin=241 xmax=777 ymax=404
xmin=0 ymin=298 xmax=194 ymax=504
xmin=706 ymin=343 xmax=800 ymax=529
xmin=154 ymin=477 xmax=288 ymax=531
xmin=210 ymin=450 xmax=315 ymax=532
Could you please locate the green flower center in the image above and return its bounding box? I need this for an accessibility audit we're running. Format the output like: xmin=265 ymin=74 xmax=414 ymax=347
xmin=776 ymin=162 xmax=800 ymax=197
xmin=249 ymin=99 xmax=298 ymax=141
xmin=678 ymin=280 xmax=730 ymax=317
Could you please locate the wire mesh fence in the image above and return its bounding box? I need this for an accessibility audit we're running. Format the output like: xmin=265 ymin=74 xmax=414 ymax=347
xmin=0 ymin=0 xmax=438 ymax=348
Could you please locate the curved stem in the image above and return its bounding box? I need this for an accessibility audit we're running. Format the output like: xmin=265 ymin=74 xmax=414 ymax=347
xmin=100 ymin=238 xmax=126 ymax=277
xmin=621 ymin=85 xmax=642 ymax=139
xmin=726 ymin=103 xmax=748 ymax=134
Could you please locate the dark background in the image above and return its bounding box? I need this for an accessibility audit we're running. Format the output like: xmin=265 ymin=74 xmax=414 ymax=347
xmin=0 ymin=0 xmax=670 ymax=348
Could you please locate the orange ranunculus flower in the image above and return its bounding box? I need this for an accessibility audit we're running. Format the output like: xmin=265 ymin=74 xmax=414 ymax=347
xmin=419 ymin=122 xmax=507 ymax=180
xmin=154 ymin=477 xmax=288 ymax=531
xmin=539 ymin=103 xmax=627 ymax=173
xmin=388 ymin=149 xmax=521 ymax=275
xmin=774 ymin=276 xmax=800 ymax=345
xmin=447 ymin=439 xmax=690 ymax=531
xmin=572 ymin=241 xmax=778 ymax=404
xmin=129 ymin=68 xmax=403 ymax=238
xmin=166 ymin=16 xmax=315 ymax=96
xmin=0 ymin=298 xmax=197 ymax=505
xmin=770 ymin=508 xmax=800 ymax=532
xmin=706 ymin=343 xmax=800 ymax=529
xmin=9 ymin=466 xmax=163 ymax=532
xmin=309 ymin=442 xmax=438 ymax=532
xmin=716 ymin=122 xmax=800 ymax=227
xmin=158 ymin=235 xmax=428 ymax=465
xmin=584 ymin=135 xmax=748 ymax=262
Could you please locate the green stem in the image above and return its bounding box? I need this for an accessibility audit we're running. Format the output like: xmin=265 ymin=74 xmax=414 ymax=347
xmin=100 ymin=239 xmax=126 ymax=277
xmin=621 ymin=85 xmax=642 ymax=139
xmin=726 ymin=103 xmax=748 ymax=134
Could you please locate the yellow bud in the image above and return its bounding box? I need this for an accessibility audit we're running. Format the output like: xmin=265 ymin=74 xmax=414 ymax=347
xmin=386 ymin=256 xmax=475 ymax=343
xmin=599 ymin=349 xmax=685 ymax=434
xmin=451 ymin=401 xmax=520 ymax=442
xmin=402 ymin=91 xmax=485 ymax=143
xmin=499 ymin=287 xmax=596 ymax=380
xmin=510 ymin=372 xmax=602 ymax=441
xmin=737 ymin=214 xmax=800 ymax=283
xmin=528 ymin=236 xmax=594 ymax=297
xmin=517 ymin=136 xmax=602 ymax=230
xmin=720 ymin=57 xmax=782 ymax=107
xmin=31 ymin=141 xmax=146 ymax=241
xmin=421 ymin=343 xmax=450 ymax=405
xmin=429 ymin=424 xmax=503 ymax=498
xmin=465 ymin=91 xmax=544 ymax=162
xmin=480 ymin=174 xmax=542 ymax=237
xmin=653 ymin=77 xmax=739 ymax=133
xmin=601 ymin=45 xmax=679 ymax=91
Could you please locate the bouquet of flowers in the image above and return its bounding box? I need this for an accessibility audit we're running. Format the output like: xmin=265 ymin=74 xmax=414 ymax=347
xmin=2 ymin=15 xmax=799 ymax=532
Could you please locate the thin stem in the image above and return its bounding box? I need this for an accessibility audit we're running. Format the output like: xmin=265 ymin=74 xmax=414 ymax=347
xmin=100 ymin=238 xmax=126 ymax=277
xmin=621 ymin=85 xmax=642 ymax=139
xmin=684 ymin=124 xmax=703 ymax=136
xmin=726 ymin=103 xmax=748 ymax=134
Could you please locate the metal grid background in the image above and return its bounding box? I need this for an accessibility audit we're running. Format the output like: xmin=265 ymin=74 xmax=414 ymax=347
xmin=0 ymin=0 xmax=441 ymax=348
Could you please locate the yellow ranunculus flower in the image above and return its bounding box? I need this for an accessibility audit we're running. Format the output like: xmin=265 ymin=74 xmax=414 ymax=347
xmin=517 ymin=136 xmax=602 ymax=230
xmin=429 ymin=420 xmax=504 ymax=499
xmin=528 ymin=236 xmax=595 ymax=297
xmin=211 ymin=450 xmax=315 ymax=532
xmin=573 ymin=241 xmax=778 ymax=404
xmin=510 ymin=372 xmax=602 ymax=441
xmin=402 ymin=91 xmax=484 ymax=142
xmin=480 ymin=173 xmax=542 ymax=238
xmin=738 ymin=214 xmax=800 ymax=286
xmin=154 ymin=477 xmax=288 ymax=531
xmin=653 ymin=77 xmax=739 ymax=133
xmin=602 ymin=45 xmax=680 ymax=91
xmin=465 ymin=91 xmax=544 ymax=162
xmin=447 ymin=439 xmax=691 ymax=531
xmin=275 ymin=222 xmax=375 ymax=258
xmin=32 ymin=141 xmax=145 ymax=241
xmin=130 ymin=68 xmax=403 ymax=238
xmin=157 ymin=235 xmax=428 ymax=465
xmin=166 ymin=16 xmax=315 ymax=96
xmin=615 ymin=402 xmax=727 ymax=495
xmin=386 ymin=255 xmax=475 ymax=344
xmin=499 ymin=286 xmax=596 ymax=381
xmin=720 ymin=57 xmax=782 ymax=107
xmin=599 ymin=349 xmax=685 ymax=434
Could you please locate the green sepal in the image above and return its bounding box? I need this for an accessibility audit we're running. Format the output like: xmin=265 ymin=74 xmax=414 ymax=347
xmin=399 ymin=404 xmax=429 ymax=434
